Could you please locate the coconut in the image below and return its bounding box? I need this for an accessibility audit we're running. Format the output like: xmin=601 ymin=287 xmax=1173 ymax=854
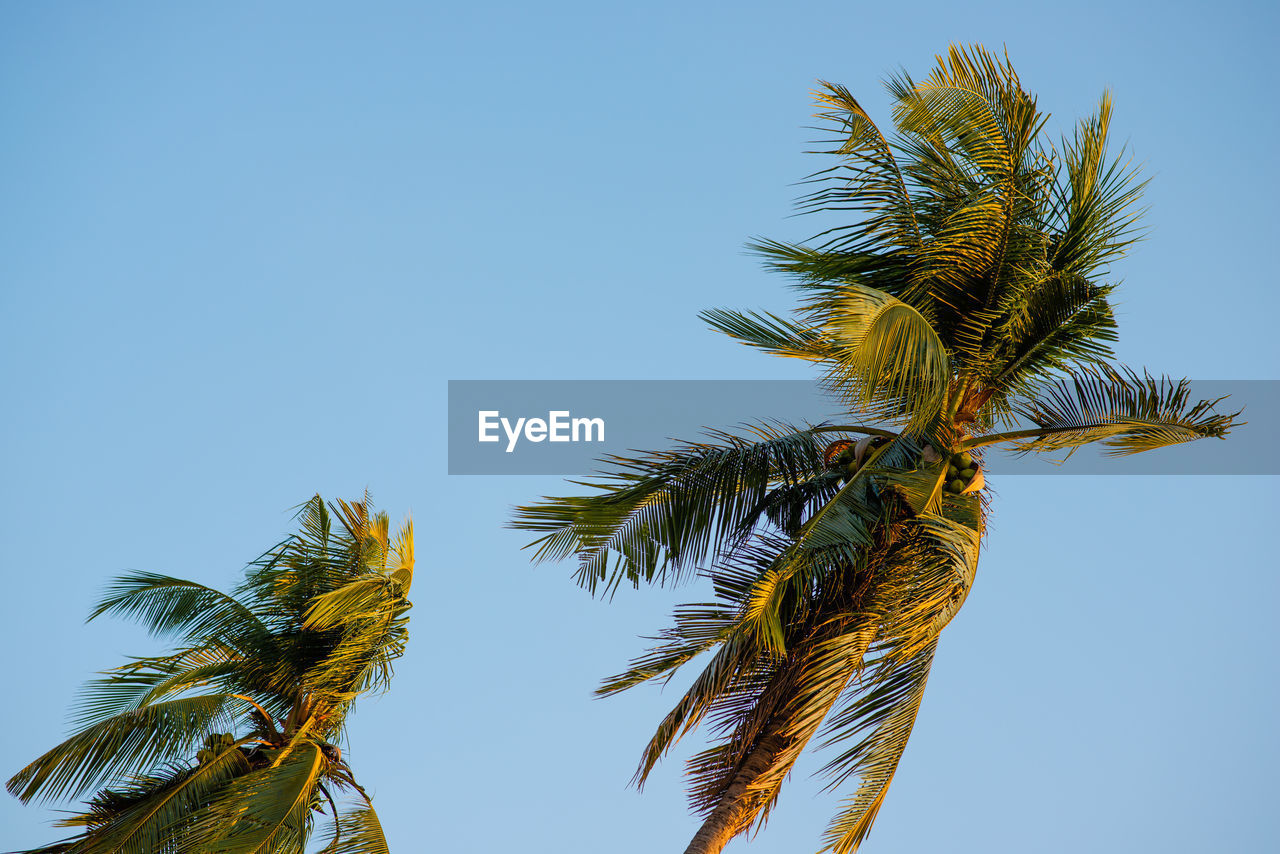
xmin=947 ymin=478 xmax=965 ymax=494
xmin=960 ymin=468 xmax=985 ymax=494
xmin=959 ymin=468 xmax=975 ymax=480
xmin=823 ymin=439 xmax=856 ymax=469
xmin=955 ymin=451 xmax=973 ymax=469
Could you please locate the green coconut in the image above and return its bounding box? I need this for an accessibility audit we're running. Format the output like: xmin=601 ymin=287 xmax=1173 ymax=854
xmin=955 ymin=451 xmax=973 ymax=469
xmin=959 ymin=468 xmax=976 ymax=480
xmin=948 ymin=479 xmax=965 ymax=494
xmin=947 ymin=465 xmax=959 ymax=478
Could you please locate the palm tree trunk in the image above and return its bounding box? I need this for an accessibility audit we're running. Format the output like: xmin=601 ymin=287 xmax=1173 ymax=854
xmin=682 ymin=732 xmax=787 ymax=854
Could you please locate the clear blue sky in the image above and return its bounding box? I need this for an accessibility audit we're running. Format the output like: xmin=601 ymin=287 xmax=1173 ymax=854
xmin=2 ymin=2 xmax=1277 ymax=852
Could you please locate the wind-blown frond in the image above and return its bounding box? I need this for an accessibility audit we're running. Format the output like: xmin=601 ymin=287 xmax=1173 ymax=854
xmin=70 ymin=647 xmax=242 ymax=729
xmin=818 ymin=643 xmax=937 ymax=854
xmin=984 ymin=366 xmax=1239 ymax=456
xmin=700 ymin=308 xmax=836 ymax=361
xmin=511 ymin=423 xmax=837 ymax=594
xmin=824 ymin=285 xmax=949 ymax=432
xmin=180 ymin=743 xmax=327 ymax=854
xmin=33 ymin=743 xmax=253 ymax=854
xmin=799 ymin=81 xmax=922 ymax=255
xmin=316 ymin=805 xmax=391 ymax=854
xmin=89 ymin=573 xmax=268 ymax=652
xmin=7 ymin=695 xmax=233 ymax=803
xmin=1049 ymin=91 xmax=1147 ymax=277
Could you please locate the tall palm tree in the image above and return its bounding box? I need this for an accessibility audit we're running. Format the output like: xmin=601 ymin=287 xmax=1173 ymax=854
xmin=512 ymin=45 xmax=1239 ymax=854
xmin=8 ymin=495 xmax=412 ymax=854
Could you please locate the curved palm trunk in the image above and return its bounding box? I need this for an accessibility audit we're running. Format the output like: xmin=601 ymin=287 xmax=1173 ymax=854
xmin=683 ymin=732 xmax=788 ymax=854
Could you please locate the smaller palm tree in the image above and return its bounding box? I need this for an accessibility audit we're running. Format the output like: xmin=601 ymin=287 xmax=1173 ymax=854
xmin=8 ymin=495 xmax=412 ymax=854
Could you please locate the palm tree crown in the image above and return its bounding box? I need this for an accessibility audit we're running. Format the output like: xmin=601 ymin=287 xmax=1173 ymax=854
xmin=8 ymin=495 xmax=412 ymax=854
xmin=512 ymin=45 xmax=1238 ymax=854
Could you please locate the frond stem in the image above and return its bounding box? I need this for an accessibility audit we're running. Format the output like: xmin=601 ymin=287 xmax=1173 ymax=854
xmin=812 ymin=425 xmax=901 ymax=440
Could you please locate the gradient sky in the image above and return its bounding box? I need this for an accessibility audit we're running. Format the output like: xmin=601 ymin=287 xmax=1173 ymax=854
xmin=2 ymin=2 xmax=1277 ymax=852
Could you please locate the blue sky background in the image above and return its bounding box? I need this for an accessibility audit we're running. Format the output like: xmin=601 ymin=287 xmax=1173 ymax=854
xmin=2 ymin=2 xmax=1277 ymax=851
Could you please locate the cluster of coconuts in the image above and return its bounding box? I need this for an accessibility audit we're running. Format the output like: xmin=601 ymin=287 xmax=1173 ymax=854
xmin=825 ymin=436 xmax=889 ymax=481
xmin=944 ymin=451 xmax=983 ymax=495
xmin=195 ymin=732 xmax=236 ymax=764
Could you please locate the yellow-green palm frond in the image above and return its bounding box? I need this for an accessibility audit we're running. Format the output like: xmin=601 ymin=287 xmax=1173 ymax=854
xmin=178 ymin=742 xmax=327 ymax=854
xmin=823 ymin=284 xmax=950 ymax=433
xmin=975 ymin=365 xmax=1241 ymax=456
xmin=511 ymin=422 xmax=845 ymax=594
xmin=316 ymin=805 xmax=391 ymax=854
xmin=7 ymin=694 xmax=235 ymax=804
xmin=700 ymin=307 xmax=838 ymax=361
xmin=1049 ymin=91 xmax=1147 ymax=278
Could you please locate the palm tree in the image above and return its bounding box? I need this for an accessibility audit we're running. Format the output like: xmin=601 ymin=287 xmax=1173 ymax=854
xmin=512 ymin=45 xmax=1239 ymax=854
xmin=8 ymin=495 xmax=412 ymax=854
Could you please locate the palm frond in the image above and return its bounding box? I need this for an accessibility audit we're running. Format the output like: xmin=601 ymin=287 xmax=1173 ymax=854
xmin=817 ymin=643 xmax=937 ymax=854
xmin=823 ymin=285 xmax=949 ymax=432
xmin=89 ymin=573 xmax=268 ymax=652
xmin=316 ymin=805 xmax=390 ymax=854
xmin=178 ymin=743 xmax=327 ymax=854
xmin=1049 ymin=90 xmax=1147 ymax=277
xmin=7 ymin=695 xmax=233 ymax=804
xmin=700 ymin=308 xmax=836 ymax=361
xmin=797 ymin=80 xmax=922 ymax=255
xmin=43 ymin=742 xmax=252 ymax=854
xmin=511 ymin=422 xmax=834 ymax=594
xmin=977 ymin=366 xmax=1240 ymax=456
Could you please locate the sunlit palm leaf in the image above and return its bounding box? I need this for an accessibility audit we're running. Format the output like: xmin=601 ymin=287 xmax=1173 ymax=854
xmin=987 ymin=366 xmax=1238 ymax=456
xmin=511 ymin=422 xmax=833 ymax=594
xmin=7 ymin=695 xmax=233 ymax=803
xmin=316 ymin=805 xmax=391 ymax=854
xmin=179 ymin=742 xmax=326 ymax=854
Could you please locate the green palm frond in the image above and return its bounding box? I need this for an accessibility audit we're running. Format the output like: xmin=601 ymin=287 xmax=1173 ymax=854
xmin=316 ymin=805 xmax=391 ymax=854
xmin=822 ymin=285 xmax=949 ymax=432
xmin=180 ymin=742 xmax=327 ymax=854
xmin=700 ymin=308 xmax=837 ymax=361
xmin=7 ymin=695 xmax=234 ymax=803
xmin=38 ymin=742 xmax=253 ymax=854
xmin=975 ymin=366 xmax=1239 ymax=456
xmin=511 ymin=422 xmax=843 ymax=594
xmin=304 ymin=575 xmax=410 ymax=631
xmin=798 ymin=80 xmax=922 ymax=255
xmin=818 ymin=643 xmax=937 ymax=854
xmin=989 ymin=273 xmax=1117 ymax=391
xmin=89 ymin=573 xmax=269 ymax=652
xmin=71 ymin=647 xmax=242 ymax=729
xmin=1049 ymin=91 xmax=1147 ymax=277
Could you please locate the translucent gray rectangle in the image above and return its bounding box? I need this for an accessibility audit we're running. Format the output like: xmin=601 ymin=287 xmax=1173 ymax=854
xmin=447 ymin=380 xmax=1274 ymax=476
